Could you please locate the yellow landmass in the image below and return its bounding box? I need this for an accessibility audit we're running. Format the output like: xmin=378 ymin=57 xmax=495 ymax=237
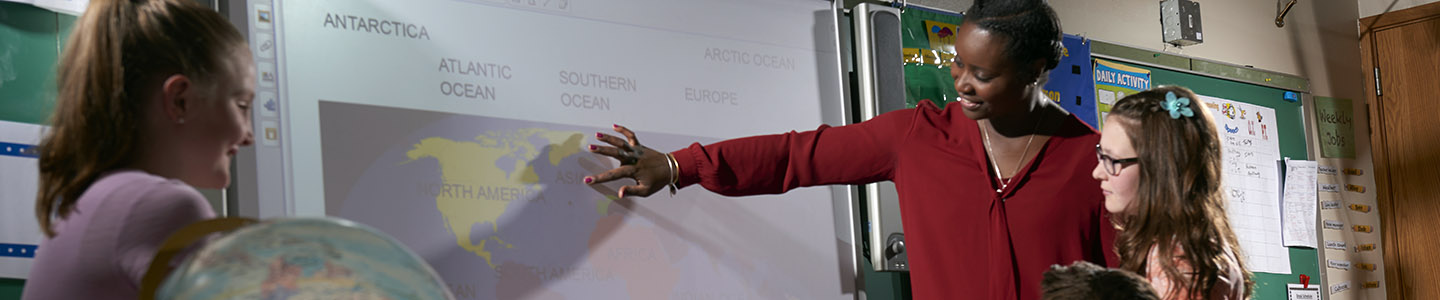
xmin=402 ymin=129 xmax=583 ymax=270
xmin=405 ymin=137 xmax=519 ymax=269
xmin=539 ymin=131 xmax=585 ymax=165
xmin=490 ymin=236 xmax=513 ymax=249
xmin=511 ymin=130 xmax=583 ymax=185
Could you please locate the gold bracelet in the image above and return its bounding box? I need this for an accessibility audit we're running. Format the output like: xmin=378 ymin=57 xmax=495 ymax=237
xmin=665 ymin=153 xmax=679 ymax=196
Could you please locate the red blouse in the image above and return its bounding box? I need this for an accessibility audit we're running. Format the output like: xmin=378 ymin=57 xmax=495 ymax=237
xmin=672 ymin=100 xmax=1117 ymax=299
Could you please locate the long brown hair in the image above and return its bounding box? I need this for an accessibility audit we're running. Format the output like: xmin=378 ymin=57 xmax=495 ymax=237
xmin=36 ymin=0 xmax=244 ymax=237
xmin=1107 ymin=86 xmax=1254 ymax=298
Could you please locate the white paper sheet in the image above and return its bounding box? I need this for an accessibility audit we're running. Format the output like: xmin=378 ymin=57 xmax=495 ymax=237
xmin=1288 ymin=283 xmax=1321 ymax=300
xmin=1202 ymin=95 xmax=1291 ymax=274
xmin=1282 ymin=160 xmax=1318 ymax=248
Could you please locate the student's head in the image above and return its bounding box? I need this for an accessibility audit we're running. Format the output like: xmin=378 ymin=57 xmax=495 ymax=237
xmin=949 ymin=0 xmax=1063 ymax=121
xmin=1092 ymin=86 xmax=1220 ymax=226
xmin=36 ymin=0 xmax=253 ymax=236
xmin=1091 ymin=85 xmax=1252 ymax=298
xmin=1041 ymin=261 xmax=1160 ymax=300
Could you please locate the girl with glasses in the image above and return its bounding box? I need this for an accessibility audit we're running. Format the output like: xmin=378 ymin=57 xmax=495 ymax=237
xmin=1092 ymin=86 xmax=1252 ymax=299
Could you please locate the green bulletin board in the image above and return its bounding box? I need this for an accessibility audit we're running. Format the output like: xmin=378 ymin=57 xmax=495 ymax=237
xmin=899 ymin=6 xmax=963 ymax=109
xmin=1 ymin=2 xmax=74 ymax=126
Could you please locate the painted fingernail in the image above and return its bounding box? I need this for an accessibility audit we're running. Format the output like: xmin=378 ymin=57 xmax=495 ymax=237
xmin=589 ymin=145 xmax=598 ymax=151
xmin=613 ymin=124 xmax=620 ymax=128
xmin=596 ymin=132 xmax=604 ymax=139
xmin=583 ymin=177 xmax=593 ymax=184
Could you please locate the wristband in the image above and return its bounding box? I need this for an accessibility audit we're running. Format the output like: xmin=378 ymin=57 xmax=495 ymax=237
xmin=665 ymin=153 xmax=679 ymax=196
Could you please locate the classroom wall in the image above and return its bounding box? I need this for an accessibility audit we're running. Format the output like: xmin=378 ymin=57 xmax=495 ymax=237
xmin=918 ymin=0 xmax=1370 ymax=141
xmin=909 ymin=0 xmax=1367 ymax=101
xmin=914 ymin=0 xmax=1440 ymax=38
xmin=1050 ymin=0 xmax=1354 ymax=97
xmin=1360 ymin=0 xmax=1440 ymax=17
xmin=910 ymin=0 xmax=971 ymax=12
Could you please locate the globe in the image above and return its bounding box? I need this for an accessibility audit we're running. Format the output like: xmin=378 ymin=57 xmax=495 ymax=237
xmin=155 ymin=217 xmax=454 ymax=300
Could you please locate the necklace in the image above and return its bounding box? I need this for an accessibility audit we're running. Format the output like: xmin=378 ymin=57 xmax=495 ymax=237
xmin=980 ymin=117 xmax=1043 ymax=194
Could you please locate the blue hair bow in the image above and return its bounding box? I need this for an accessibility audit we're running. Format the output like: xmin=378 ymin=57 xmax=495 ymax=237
xmin=1164 ymin=91 xmax=1194 ymax=119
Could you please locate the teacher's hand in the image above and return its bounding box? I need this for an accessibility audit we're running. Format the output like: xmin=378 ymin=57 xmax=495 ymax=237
xmin=585 ymin=125 xmax=671 ymax=198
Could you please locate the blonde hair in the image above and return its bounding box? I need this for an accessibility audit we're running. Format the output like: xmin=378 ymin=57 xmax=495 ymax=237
xmin=36 ymin=0 xmax=245 ymax=237
xmin=1107 ymin=86 xmax=1253 ymax=299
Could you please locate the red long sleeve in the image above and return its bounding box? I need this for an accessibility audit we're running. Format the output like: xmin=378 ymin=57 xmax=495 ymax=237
xmin=671 ymin=98 xmax=919 ymax=195
xmin=671 ymin=100 xmax=1115 ymax=300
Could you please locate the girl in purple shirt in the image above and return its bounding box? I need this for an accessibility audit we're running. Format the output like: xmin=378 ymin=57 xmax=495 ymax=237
xmin=23 ymin=0 xmax=255 ymax=298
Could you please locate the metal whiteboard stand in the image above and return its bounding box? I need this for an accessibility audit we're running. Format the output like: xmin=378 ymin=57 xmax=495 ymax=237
xmin=852 ymin=2 xmax=908 ymax=272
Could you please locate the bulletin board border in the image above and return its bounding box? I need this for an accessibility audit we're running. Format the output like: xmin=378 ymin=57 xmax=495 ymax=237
xmin=1088 ymin=40 xmax=1312 ymax=93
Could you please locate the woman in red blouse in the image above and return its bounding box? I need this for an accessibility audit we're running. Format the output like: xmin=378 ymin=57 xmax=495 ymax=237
xmin=586 ymin=0 xmax=1114 ymax=299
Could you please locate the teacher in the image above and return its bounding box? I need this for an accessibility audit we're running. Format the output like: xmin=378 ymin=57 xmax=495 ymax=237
xmin=586 ymin=0 xmax=1113 ymax=298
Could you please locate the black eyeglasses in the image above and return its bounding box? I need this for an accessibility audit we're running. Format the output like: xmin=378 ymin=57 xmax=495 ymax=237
xmin=1096 ymin=144 xmax=1139 ymax=176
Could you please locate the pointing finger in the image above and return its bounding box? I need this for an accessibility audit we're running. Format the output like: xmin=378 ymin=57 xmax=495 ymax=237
xmin=613 ymin=124 xmax=640 ymax=146
xmin=595 ymin=132 xmax=629 ymax=149
xmin=588 ymin=144 xmax=626 ymax=159
xmin=586 ymin=165 xmax=637 ymax=185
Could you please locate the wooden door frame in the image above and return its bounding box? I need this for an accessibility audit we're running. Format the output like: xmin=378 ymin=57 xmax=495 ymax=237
xmin=1359 ymin=2 xmax=1440 ymax=298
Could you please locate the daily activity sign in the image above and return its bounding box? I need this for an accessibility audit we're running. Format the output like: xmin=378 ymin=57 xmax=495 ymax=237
xmin=1093 ymin=59 xmax=1151 ymax=127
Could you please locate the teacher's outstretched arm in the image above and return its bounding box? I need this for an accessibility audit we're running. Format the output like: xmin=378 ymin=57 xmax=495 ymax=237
xmin=583 ymin=105 xmax=913 ymax=200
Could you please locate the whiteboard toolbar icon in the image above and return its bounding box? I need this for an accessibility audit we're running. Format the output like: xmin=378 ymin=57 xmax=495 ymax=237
xmin=258 ymin=91 xmax=279 ymax=118
xmin=254 ymin=32 xmax=275 ymax=59
xmin=260 ymin=120 xmax=280 ymax=147
xmin=254 ymin=4 xmax=273 ymax=30
xmin=258 ymin=62 xmax=277 ymax=88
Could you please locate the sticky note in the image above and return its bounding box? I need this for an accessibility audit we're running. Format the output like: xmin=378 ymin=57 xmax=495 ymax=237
xmin=1324 ymin=241 xmax=1346 ymax=251
xmin=1327 ymin=260 xmax=1351 ymax=270
xmin=1320 ymin=184 xmax=1340 ymax=193
xmin=1318 ymin=165 xmax=1338 ymax=175
xmin=1331 ymin=281 xmax=1351 ymax=294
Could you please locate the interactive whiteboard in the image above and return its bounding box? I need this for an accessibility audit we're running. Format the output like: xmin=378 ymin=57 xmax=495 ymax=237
xmin=239 ymin=0 xmax=854 ymax=298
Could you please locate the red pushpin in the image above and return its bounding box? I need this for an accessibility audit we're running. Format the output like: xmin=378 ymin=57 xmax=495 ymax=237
xmin=1300 ymin=274 xmax=1311 ymax=288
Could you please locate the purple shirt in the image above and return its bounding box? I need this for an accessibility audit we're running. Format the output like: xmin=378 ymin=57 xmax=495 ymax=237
xmin=22 ymin=170 xmax=215 ymax=300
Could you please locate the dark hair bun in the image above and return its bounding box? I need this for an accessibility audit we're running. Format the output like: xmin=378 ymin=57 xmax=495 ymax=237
xmin=965 ymin=0 xmax=1064 ymax=74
